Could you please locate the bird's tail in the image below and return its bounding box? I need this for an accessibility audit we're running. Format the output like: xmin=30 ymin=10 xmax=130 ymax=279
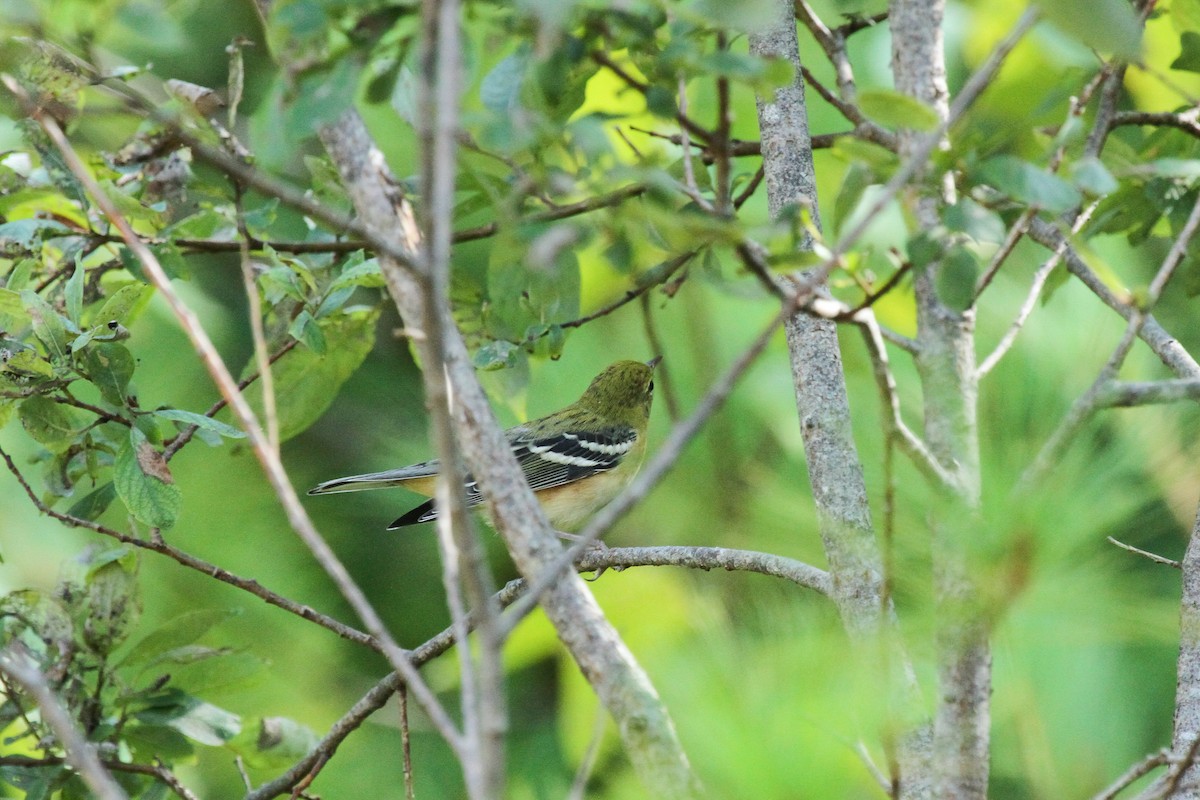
xmin=307 ymin=463 xmax=437 ymax=495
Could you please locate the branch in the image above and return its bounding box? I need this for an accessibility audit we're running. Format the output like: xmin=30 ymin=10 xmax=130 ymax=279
xmin=1024 ymin=219 xmax=1200 ymax=379
xmin=5 ymin=75 xmax=466 ymax=759
xmin=317 ymin=110 xmax=702 ymax=796
xmin=1097 ymin=380 xmax=1200 ymax=408
xmin=0 ymin=443 xmax=373 ymax=647
xmin=249 ymin=541 xmax=827 ymax=798
xmin=1019 ymin=190 xmax=1200 ymax=492
xmin=0 ymin=756 xmax=199 ymax=800
xmin=1107 ymin=537 xmax=1180 ymax=569
xmin=1091 ymin=748 xmax=1170 ymax=800
xmin=0 ymin=648 xmax=128 ymax=800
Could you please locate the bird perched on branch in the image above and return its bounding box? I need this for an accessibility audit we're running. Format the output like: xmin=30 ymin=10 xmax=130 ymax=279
xmin=308 ymin=358 xmax=659 ymax=531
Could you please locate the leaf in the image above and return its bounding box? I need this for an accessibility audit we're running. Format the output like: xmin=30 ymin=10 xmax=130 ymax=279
xmin=936 ymin=246 xmax=979 ymax=312
xmin=91 ymin=283 xmax=154 ymax=328
xmin=227 ymin=716 xmax=319 ymax=769
xmin=243 ymin=308 xmax=380 ymax=442
xmin=1173 ymin=31 xmax=1200 ymax=73
xmin=1070 ymin=156 xmax=1119 ymax=197
xmin=481 ymin=49 xmax=529 ymax=113
xmin=18 ymin=396 xmax=83 ymax=453
xmin=288 ymin=308 xmax=328 ymax=354
xmin=858 ymin=89 xmax=941 ymax=132
xmin=943 ymin=198 xmax=1005 ymax=244
xmin=0 ymin=288 xmax=29 ymax=331
xmin=115 ymin=427 xmax=182 ymax=529
xmin=833 ymin=163 xmax=873 ymax=236
xmin=977 ymin=156 xmax=1082 ymax=213
xmin=473 ymin=340 xmax=519 ymax=371
xmin=151 ymin=409 xmax=245 ymax=442
xmin=328 ymin=255 xmax=384 ymax=291
xmin=79 ymin=547 xmax=141 ymax=655
xmin=64 ymin=258 xmax=84 ymax=324
xmin=81 ymin=342 xmax=135 ymax=406
xmin=0 ymin=589 xmax=73 ymax=651
xmin=134 ymin=692 xmax=241 ymax=746
xmin=121 ymin=608 xmax=240 ymax=668
xmin=67 ymin=481 xmax=117 ymax=521
xmin=1039 ymin=0 xmax=1142 ymax=59
xmin=22 ymin=290 xmax=73 ymax=361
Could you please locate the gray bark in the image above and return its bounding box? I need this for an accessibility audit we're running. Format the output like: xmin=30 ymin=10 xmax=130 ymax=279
xmin=751 ymin=1 xmax=933 ymax=796
xmin=890 ymin=0 xmax=989 ymax=797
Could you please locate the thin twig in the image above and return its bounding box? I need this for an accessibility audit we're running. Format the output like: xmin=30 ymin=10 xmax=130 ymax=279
xmin=1091 ymin=748 xmax=1170 ymax=800
xmin=0 ymin=442 xmax=374 ymax=646
xmin=1019 ymin=191 xmax=1200 ymax=491
xmin=1107 ymin=537 xmax=1181 ymax=569
xmin=234 ymin=184 xmax=279 ymax=454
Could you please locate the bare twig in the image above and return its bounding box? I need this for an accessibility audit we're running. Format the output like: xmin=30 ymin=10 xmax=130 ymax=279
xmin=1024 ymin=219 xmax=1200 ymax=379
xmin=1091 ymin=748 xmax=1170 ymax=800
xmin=0 ymin=442 xmax=372 ymax=646
xmin=1107 ymin=537 xmax=1181 ymax=569
xmin=1097 ymin=380 xmax=1200 ymax=408
xmin=1020 ymin=191 xmax=1200 ymax=491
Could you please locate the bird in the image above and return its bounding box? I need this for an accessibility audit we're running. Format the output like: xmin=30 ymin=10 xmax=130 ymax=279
xmin=308 ymin=358 xmax=659 ymax=531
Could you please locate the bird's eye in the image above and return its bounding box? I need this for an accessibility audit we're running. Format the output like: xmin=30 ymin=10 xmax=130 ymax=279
xmin=648 ymin=380 xmax=655 ymax=392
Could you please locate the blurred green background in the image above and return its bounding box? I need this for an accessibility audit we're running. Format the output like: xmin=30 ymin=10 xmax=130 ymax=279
xmin=1 ymin=0 xmax=1199 ymax=797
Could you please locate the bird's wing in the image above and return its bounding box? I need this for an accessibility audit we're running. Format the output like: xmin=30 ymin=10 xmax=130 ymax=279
xmin=510 ymin=425 xmax=639 ymax=493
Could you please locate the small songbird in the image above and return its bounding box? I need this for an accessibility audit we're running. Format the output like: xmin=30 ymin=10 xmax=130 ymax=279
xmin=308 ymin=358 xmax=659 ymax=531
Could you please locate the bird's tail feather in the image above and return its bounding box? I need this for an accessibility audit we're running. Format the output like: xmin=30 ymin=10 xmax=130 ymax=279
xmin=307 ymin=463 xmax=437 ymax=495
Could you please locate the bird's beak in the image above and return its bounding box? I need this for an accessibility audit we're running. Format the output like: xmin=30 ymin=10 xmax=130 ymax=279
xmin=646 ymin=355 xmax=663 ymax=370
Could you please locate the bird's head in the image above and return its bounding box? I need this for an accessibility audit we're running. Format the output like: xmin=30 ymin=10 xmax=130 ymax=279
xmin=577 ymin=358 xmax=659 ymax=427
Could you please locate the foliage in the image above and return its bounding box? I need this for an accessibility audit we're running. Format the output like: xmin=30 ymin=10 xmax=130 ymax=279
xmin=0 ymin=0 xmax=1197 ymax=797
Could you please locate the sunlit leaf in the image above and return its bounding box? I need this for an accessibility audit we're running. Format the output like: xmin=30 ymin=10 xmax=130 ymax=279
xmin=858 ymin=88 xmax=940 ymax=132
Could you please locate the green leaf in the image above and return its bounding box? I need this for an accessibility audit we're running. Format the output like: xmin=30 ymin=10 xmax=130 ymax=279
xmin=120 ymin=608 xmax=240 ymax=668
xmin=19 ymin=396 xmax=83 ymax=453
xmin=67 ymin=481 xmax=117 ymax=521
xmin=288 ymin=308 xmax=328 ymax=354
xmin=0 ymin=589 xmax=73 ymax=651
xmin=79 ymin=547 xmax=141 ymax=655
xmin=91 ymin=284 xmax=153 ymax=328
xmin=328 ymin=255 xmax=384 ymax=291
xmin=473 ymin=340 xmax=519 ymax=371
xmin=243 ymin=308 xmax=380 ymax=442
xmin=1039 ymin=0 xmax=1142 ymax=59
xmin=134 ymin=692 xmax=241 ymax=746
xmin=936 ymin=245 xmax=979 ymax=312
xmin=481 ymin=49 xmax=528 ymax=113
xmin=1070 ymin=156 xmax=1118 ymax=197
xmin=81 ymin=342 xmax=135 ymax=406
xmin=227 ymin=716 xmax=319 ymax=769
xmin=833 ymin=163 xmax=872 ymax=236
xmin=1173 ymin=31 xmax=1200 ymax=73
xmin=858 ymin=89 xmax=941 ymax=132
xmin=906 ymin=231 xmax=945 ymax=270
xmin=152 ymin=409 xmax=246 ymax=443
xmin=977 ymin=156 xmax=1082 ymax=213
xmin=0 ymin=288 xmax=30 ymax=330
xmin=22 ymin=290 xmax=73 ymax=361
xmin=115 ymin=427 xmax=182 ymax=529
xmin=3 ymin=348 xmax=55 ymax=381
xmin=64 ymin=259 xmax=84 ymax=325
xmin=943 ymin=198 xmax=1005 ymax=244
